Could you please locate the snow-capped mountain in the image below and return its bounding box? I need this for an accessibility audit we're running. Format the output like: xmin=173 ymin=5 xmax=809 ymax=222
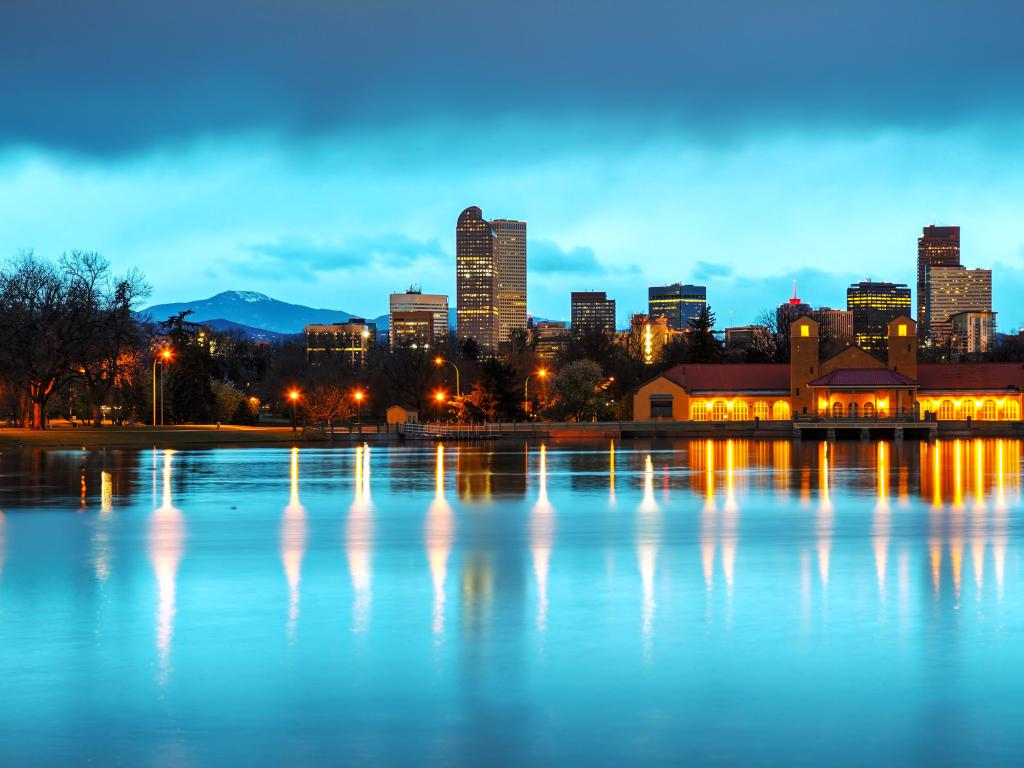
xmin=141 ymin=290 xmax=385 ymax=335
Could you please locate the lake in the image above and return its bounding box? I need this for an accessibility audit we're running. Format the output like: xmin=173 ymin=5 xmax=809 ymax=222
xmin=0 ymin=439 xmax=1021 ymax=766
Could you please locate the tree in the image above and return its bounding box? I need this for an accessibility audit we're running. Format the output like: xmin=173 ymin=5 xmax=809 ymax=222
xmin=686 ymin=304 xmax=724 ymax=363
xmin=464 ymin=359 xmax=521 ymax=421
xmin=306 ymin=383 xmax=353 ymax=435
xmin=547 ymin=360 xmax=606 ymax=422
xmin=211 ymin=379 xmax=247 ymax=424
xmin=0 ymin=251 xmax=149 ymax=429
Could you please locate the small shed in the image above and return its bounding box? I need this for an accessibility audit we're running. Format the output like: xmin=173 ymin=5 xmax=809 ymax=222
xmin=386 ymin=405 xmax=419 ymax=425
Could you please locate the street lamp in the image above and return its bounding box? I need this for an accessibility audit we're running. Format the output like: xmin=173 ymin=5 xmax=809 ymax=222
xmin=434 ymin=356 xmax=461 ymax=398
xmin=524 ymin=368 xmax=549 ymax=415
xmin=353 ymin=390 xmax=365 ymax=427
xmin=288 ymin=389 xmax=301 ymax=432
xmin=434 ymin=390 xmax=447 ymax=422
xmin=152 ymin=348 xmax=172 ymax=427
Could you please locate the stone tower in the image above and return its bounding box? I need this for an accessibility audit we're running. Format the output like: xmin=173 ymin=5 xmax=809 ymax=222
xmin=790 ymin=316 xmax=820 ymax=417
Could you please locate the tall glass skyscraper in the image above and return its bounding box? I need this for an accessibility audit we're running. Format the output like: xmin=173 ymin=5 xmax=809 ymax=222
xmin=846 ymin=280 xmax=912 ymax=355
xmin=647 ymin=283 xmax=706 ymax=331
xmin=917 ymin=225 xmax=960 ymax=338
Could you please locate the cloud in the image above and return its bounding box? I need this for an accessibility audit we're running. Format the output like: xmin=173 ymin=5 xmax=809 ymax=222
xmin=530 ymin=240 xmax=606 ymax=274
xmin=694 ymin=261 xmax=733 ymax=280
xmin=236 ymin=234 xmax=446 ymax=282
xmin=3 ymin=1 xmax=1024 ymax=157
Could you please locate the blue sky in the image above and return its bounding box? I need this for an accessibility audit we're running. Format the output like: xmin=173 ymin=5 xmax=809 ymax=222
xmin=2 ymin=1 xmax=1024 ymax=327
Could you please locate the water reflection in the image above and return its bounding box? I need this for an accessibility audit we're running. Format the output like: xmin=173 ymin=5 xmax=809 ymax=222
xmin=637 ymin=454 xmax=660 ymax=652
xmin=873 ymin=442 xmax=890 ymax=601
xmin=817 ymin=442 xmax=832 ymax=591
xmin=425 ymin=445 xmax=454 ymax=636
xmin=281 ymin=447 xmax=306 ymax=640
xmin=530 ymin=445 xmax=554 ymax=632
xmin=147 ymin=449 xmax=184 ymax=683
xmin=92 ymin=471 xmax=115 ymax=583
xmin=346 ymin=444 xmax=373 ymax=632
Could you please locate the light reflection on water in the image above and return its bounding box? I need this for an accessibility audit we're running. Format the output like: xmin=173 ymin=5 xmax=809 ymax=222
xmin=0 ymin=438 xmax=1023 ymax=765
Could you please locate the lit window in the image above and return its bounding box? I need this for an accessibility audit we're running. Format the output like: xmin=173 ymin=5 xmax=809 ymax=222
xmin=800 ymin=325 xmax=809 ymax=337
xmin=898 ymin=324 xmax=907 ymax=337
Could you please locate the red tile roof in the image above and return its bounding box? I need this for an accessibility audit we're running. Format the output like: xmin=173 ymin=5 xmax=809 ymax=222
xmin=918 ymin=363 xmax=1024 ymax=392
xmin=808 ymin=368 xmax=917 ymax=388
xmin=660 ymin=364 xmax=789 ymax=392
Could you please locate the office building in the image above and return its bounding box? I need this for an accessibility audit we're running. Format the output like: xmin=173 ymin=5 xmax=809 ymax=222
xmin=492 ymin=218 xmax=528 ymax=345
xmin=809 ymin=307 xmax=853 ymax=343
xmin=305 ymin=319 xmax=376 ymax=366
xmin=391 ymin=311 xmax=436 ymax=348
xmin=456 ymin=206 xmax=527 ymax=352
xmin=648 ymin=283 xmax=706 ymax=331
xmin=389 ymin=289 xmax=448 ymax=347
xmin=725 ymin=325 xmax=769 ymax=350
xmin=925 ymin=266 xmax=992 ymax=344
xmin=917 ymin=225 xmax=961 ymax=336
xmin=950 ymin=311 xmax=997 ymax=356
xmin=846 ymin=280 xmax=912 ymax=355
xmin=533 ymin=321 xmax=571 ymax=361
xmin=571 ymin=291 xmax=616 ymax=335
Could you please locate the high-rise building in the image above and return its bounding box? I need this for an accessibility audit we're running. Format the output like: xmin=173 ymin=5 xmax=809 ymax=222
xmin=950 ymin=311 xmax=997 ymax=356
xmin=455 ymin=206 xmax=527 ymax=352
xmin=533 ymin=320 xmax=571 ymax=361
xmin=925 ymin=266 xmax=992 ymax=345
xmin=846 ymin=280 xmax=912 ymax=355
xmin=648 ymin=283 xmax=706 ymax=331
xmin=389 ymin=289 xmax=448 ymax=347
xmin=492 ymin=218 xmax=528 ymax=344
xmin=571 ymin=291 xmax=616 ymax=335
xmin=305 ymin=319 xmax=376 ymax=366
xmin=809 ymin=307 xmax=853 ymax=343
xmin=917 ymin=225 xmax=960 ymax=337
xmin=390 ymin=311 xmax=436 ymax=348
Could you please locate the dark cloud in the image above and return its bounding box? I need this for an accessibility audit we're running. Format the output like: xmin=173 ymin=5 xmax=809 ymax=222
xmin=3 ymin=1 xmax=1023 ymax=156
xmin=237 ymin=234 xmax=445 ymax=281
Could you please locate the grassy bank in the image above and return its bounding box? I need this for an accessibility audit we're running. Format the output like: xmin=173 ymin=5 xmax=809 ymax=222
xmin=0 ymin=425 xmax=305 ymax=449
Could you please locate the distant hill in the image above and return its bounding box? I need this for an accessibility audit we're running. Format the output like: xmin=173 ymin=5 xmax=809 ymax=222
xmin=199 ymin=318 xmax=298 ymax=343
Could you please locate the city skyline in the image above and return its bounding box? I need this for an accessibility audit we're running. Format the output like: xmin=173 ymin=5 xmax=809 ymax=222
xmin=3 ymin=3 xmax=1024 ymax=327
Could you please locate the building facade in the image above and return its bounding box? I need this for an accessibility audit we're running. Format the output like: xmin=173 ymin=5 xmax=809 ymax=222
xmin=571 ymin=291 xmax=616 ymax=335
xmin=917 ymin=225 xmax=961 ymax=337
xmin=924 ymin=266 xmax=992 ymax=345
xmin=533 ymin=320 xmax=571 ymax=361
xmin=492 ymin=218 xmax=528 ymax=345
xmin=305 ymin=319 xmax=376 ymax=366
xmin=389 ymin=290 xmax=448 ymax=347
xmin=390 ymin=311 xmax=436 ymax=347
xmin=846 ymin=280 xmax=912 ymax=355
xmin=809 ymin=307 xmax=853 ymax=343
xmin=648 ymin=283 xmax=706 ymax=331
xmin=950 ymin=310 xmax=997 ymax=355
xmin=634 ymin=315 xmax=1024 ymax=423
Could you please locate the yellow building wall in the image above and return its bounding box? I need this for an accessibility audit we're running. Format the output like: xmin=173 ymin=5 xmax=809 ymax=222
xmin=633 ymin=378 xmax=690 ymax=420
xmin=918 ymin=392 xmax=1023 ymax=421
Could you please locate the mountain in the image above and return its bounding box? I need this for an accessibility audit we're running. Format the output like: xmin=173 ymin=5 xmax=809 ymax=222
xmin=199 ymin=318 xmax=298 ymax=343
xmin=141 ymin=290 xmax=371 ymax=335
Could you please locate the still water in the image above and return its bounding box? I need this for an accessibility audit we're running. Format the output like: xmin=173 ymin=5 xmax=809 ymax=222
xmin=0 ymin=439 xmax=1022 ymax=766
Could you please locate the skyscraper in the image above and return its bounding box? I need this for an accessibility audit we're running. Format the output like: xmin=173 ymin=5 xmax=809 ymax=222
xmin=389 ymin=289 xmax=448 ymax=348
xmin=492 ymin=218 xmax=528 ymax=344
xmin=571 ymin=291 xmax=616 ymax=335
xmin=648 ymin=283 xmax=706 ymax=331
xmin=846 ymin=280 xmax=912 ymax=355
xmin=917 ymin=225 xmax=960 ymax=337
xmin=455 ymin=206 xmax=527 ymax=352
xmin=925 ymin=266 xmax=992 ymax=344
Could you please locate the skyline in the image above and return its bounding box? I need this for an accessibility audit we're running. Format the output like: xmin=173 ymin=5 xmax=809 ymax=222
xmin=4 ymin=2 xmax=1024 ymax=326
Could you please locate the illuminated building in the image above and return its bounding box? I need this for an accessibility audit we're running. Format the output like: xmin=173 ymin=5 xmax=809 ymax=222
xmin=950 ymin=311 xmax=997 ymax=356
xmin=570 ymin=291 xmax=616 ymax=335
xmin=456 ymin=206 xmax=527 ymax=352
xmin=533 ymin=320 xmax=570 ymax=361
xmin=390 ymin=311 xmax=435 ymax=348
xmin=917 ymin=225 xmax=960 ymax=336
xmin=633 ymin=315 xmax=1024 ymax=423
xmin=620 ymin=313 xmax=671 ymax=365
xmin=846 ymin=280 xmax=911 ymax=355
xmin=725 ymin=325 xmax=769 ymax=350
xmin=389 ymin=289 xmax=448 ymax=347
xmin=304 ymin=319 xmax=375 ymax=366
xmin=647 ymin=283 xmax=706 ymax=331
xmin=809 ymin=307 xmax=853 ymax=343
xmin=925 ymin=266 xmax=992 ymax=345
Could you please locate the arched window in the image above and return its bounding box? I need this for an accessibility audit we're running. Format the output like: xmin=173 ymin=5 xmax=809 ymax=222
xmin=772 ymin=401 xmax=791 ymax=421
xmin=863 ymin=401 xmax=875 ymax=419
xmin=848 ymin=402 xmax=858 ymax=419
xmin=712 ymin=400 xmax=729 ymax=421
xmin=732 ymin=401 xmax=749 ymax=420
xmin=981 ymin=400 xmax=997 ymax=420
xmin=691 ymin=400 xmax=708 ymax=421
xmin=832 ymin=401 xmax=844 ymax=418
xmin=938 ymin=400 xmax=955 ymax=420
xmin=961 ymin=401 xmax=975 ymax=420
xmin=753 ymin=401 xmax=769 ymax=421
xmin=1006 ymin=400 xmax=1021 ymax=420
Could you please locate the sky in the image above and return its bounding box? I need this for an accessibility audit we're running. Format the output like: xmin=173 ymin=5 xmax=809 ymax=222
xmin=3 ymin=0 xmax=1024 ymax=328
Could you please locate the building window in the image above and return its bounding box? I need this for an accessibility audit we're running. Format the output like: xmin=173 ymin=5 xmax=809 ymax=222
xmin=691 ymin=400 xmax=708 ymax=421
xmin=961 ymin=401 xmax=975 ymax=420
xmin=800 ymin=325 xmax=809 ymax=337
xmin=938 ymin=400 xmax=955 ymax=420
xmin=772 ymin=401 xmax=791 ymax=420
xmin=981 ymin=400 xmax=997 ymax=420
xmin=898 ymin=324 xmax=907 ymax=337
xmin=753 ymin=401 xmax=769 ymax=421
xmin=863 ymin=401 xmax=875 ymax=419
xmin=732 ymin=401 xmax=749 ymax=420
xmin=649 ymin=395 xmax=673 ymax=420
xmin=832 ymin=402 xmax=844 ymax=418
xmin=1006 ymin=401 xmax=1021 ymax=420
xmin=712 ymin=400 xmax=729 ymax=421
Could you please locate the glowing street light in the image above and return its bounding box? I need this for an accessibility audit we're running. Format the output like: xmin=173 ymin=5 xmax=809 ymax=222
xmin=353 ymin=389 xmax=365 ymax=427
xmin=524 ymin=368 xmax=549 ymax=415
xmin=434 ymin=356 xmax=461 ymax=397
xmin=152 ymin=348 xmax=173 ymax=427
xmin=288 ymin=389 xmax=301 ymax=432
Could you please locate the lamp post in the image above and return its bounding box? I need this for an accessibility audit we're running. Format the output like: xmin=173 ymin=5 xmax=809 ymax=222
xmin=434 ymin=390 xmax=447 ymax=422
xmin=151 ymin=348 xmax=172 ymax=426
xmin=288 ymin=389 xmax=300 ymax=432
xmin=354 ymin=390 xmax=365 ymax=428
xmin=524 ymin=368 xmax=549 ymax=416
xmin=434 ymin=357 xmax=461 ymax=398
